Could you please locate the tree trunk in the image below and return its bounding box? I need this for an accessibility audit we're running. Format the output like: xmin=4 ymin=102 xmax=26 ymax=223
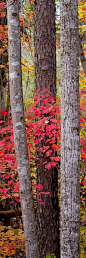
xmin=0 ymin=11 xmax=7 ymax=114
xmin=7 ymin=1 xmax=39 ymax=257
xmin=34 ymin=1 xmax=60 ymax=257
xmin=60 ymin=1 xmax=80 ymax=258
xmin=34 ymin=0 xmax=56 ymax=99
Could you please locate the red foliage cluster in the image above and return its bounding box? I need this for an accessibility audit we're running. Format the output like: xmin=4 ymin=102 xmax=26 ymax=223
xmin=0 ymin=89 xmax=86 ymax=202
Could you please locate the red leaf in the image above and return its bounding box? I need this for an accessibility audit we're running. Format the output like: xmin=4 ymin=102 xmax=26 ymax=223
xmin=37 ymin=184 xmax=43 ymax=191
xmin=5 ymin=175 xmax=9 ymax=179
xmin=50 ymin=118 xmax=57 ymax=123
xmin=38 ymin=199 xmax=42 ymax=202
xmin=82 ymin=181 xmax=86 ymax=185
xmin=13 ymin=188 xmax=19 ymax=193
xmin=50 ymin=161 xmax=57 ymax=168
xmin=32 ymin=184 xmax=37 ymax=189
xmin=0 ymin=140 xmax=3 ymax=147
xmin=34 ymin=138 xmax=40 ymax=144
xmin=12 ymin=165 xmax=17 ymax=170
xmin=45 ymin=162 xmax=51 ymax=170
xmin=10 ymin=173 xmax=15 ymax=178
xmin=15 ymin=198 xmax=20 ymax=202
xmin=3 ymin=193 xmax=8 ymax=197
xmin=1 ymin=174 xmax=6 ymax=178
xmin=40 ymin=201 xmax=45 ymax=205
xmin=8 ymin=180 xmax=12 ymax=186
xmin=34 ymin=110 xmax=41 ymax=117
xmin=13 ymin=182 xmax=19 ymax=187
xmin=2 ymin=188 xmax=8 ymax=192
xmin=10 ymin=201 xmax=13 ymax=204
xmin=1 ymin=110 xmax=7 ymax=117
xmin=50 ymin=156 xmax=60 ymax=161
xmin=46 ymin=192 xmax=50 ymax=195
xmin=42 ymin=146 xmax=49 ymax=153
xmin=80 ymin=139 xmax=85 ymax=145
xmin=46 ymin=150 xmax=52 ymax=157
xmin=52 ymin=144 xmax=60 ymax=151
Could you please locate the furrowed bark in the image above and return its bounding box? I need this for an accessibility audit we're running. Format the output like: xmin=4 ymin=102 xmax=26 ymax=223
xmin=34 ymin=0 xmax=56 ymax=99
xmin=34 ymin=1 xmax=60 ymax=257
xmin=7 ymin=1 xmax=39 ymax=257
xmin=60 ymin=1 xmax=80 ymax=258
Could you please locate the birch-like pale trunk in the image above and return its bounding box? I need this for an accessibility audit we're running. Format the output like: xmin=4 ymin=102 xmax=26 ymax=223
xmin=7 ymin=1 xmax=39 ymax=257
xmin=60 ymin=1 xmax=80 ymax=258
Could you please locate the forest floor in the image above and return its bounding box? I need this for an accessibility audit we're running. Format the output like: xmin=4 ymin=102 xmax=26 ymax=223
xmin=0 ymin=161 xmax=85 ymax=258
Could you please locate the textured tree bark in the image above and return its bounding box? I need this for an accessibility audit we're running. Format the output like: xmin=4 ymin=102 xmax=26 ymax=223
xmin=0 ymin=13 xmax=7 ymax=114
xmin=60 ymin=1 xmax=80 ymax=258
xmin=7 ymin=1 xmax=39 ymax=257
xmin=34 ymin=1 xmax=60 ymax=257
xmin=34 ymin=0 xmax=56 ymax=99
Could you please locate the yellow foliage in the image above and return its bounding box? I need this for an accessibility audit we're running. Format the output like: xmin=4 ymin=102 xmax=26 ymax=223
xmin=81 ymin=25 xmax=86 ymax=33
xmin=0 ymin=64 xmax=5 ymax=68
xmin=22 ymin=66 xmax=27 ymax=71
xmin=0 ymin=48 xmax=4 ymax=55
xmin=27 ymin=65 xmax=34 ymax=71
xmin=28 ymin=11 xmax=33 ymax=20
xmin=21 ymin=59 xmax=27 ymax=63
xmin=22 ymin=65 xmax=34 ymax=72
xmin=28 ymin=47 xmax=33 ymax=52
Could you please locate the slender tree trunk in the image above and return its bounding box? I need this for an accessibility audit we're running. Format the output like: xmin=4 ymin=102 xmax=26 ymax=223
xmin=34 ymin=1 xmax=60 ymax=257
xmin=0 ymin=12 xmax=7 ymax=114
xmin=7 ymin=1 xmax=39 ymax=257
xmin=60 ymin=1 xmax=80 ymax=258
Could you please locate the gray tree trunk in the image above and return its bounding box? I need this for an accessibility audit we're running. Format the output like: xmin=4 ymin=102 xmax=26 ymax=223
xmin=7 ymin=1 xmax=39 ymax=257
xmin=60 ymin=1 xmax=80 ymax=258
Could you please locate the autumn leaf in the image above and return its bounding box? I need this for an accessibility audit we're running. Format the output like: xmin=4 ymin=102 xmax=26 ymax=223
xmin=82 ymin=181 xmax=86 ymax=185
xmin=38 ymin=199 xmax=42 ymax=202
xmin=15 ymin=198 xmax=20 ymax=202
xmin=52 ymin=144 xmax=60 ymax=151
xmin=8 ymin=180 xmax=12 ymax=186
xmin=1 ymin=110 xmax=7 ymax=116
xmin=37 ymin=184 xmax=43 ymax=191
xmin=46 ymin=150 xmax=52 ymax=157
xmin=50 ymin=156 xmax=60 ymax=161
xmin=45 ymin=162 xmax=51 ymax=170
xmin=0 ymin=65 xmax=5 ymax=68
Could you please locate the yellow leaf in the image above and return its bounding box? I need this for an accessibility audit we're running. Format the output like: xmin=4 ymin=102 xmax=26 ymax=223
xmin=81 ymin=25 xmax=86 ymax=33
xmin=28 ymin=47 xmax=33 ymax=52
xmin=0 ymin=65 xmax=5 ymax=68
xmin=22 ymin=66 xmax=27 ymax=71
xmin=27 ymin=65 xmax=34 ymax=71
xmin=21 ymin=59 xmax=27 ymax=63
xmin=0 ymin=48 xmax=4 ymax=54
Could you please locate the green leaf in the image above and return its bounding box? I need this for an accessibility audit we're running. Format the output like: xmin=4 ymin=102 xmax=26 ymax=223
xmin=14 ymin=229 xmax=19 ymax=235
xmin=46 ymin=254 xmax=56 ymax=258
